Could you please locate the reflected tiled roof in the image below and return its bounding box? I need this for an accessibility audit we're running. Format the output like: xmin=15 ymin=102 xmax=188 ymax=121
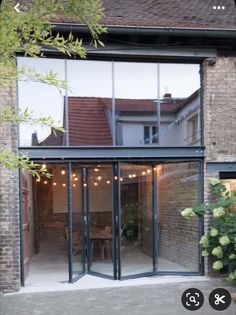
xmin=68 ymin=97 xmax=112 ymax=145
xmin=70 ymin=96 xmax=184 ymax=114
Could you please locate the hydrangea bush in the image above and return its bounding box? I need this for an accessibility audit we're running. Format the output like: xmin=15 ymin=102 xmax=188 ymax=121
xmin=181 ymin=178 xmax=236 ymax=281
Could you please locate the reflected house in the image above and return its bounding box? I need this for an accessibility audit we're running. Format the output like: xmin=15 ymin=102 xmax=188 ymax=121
xmin=37 ymin=90 xmax=200 ymax=146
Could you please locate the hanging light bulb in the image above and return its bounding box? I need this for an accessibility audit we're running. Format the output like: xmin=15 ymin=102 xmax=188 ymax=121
xmin=62 ymin=183 xmax=66 ymax=187
xmin=97 ymin=176 xmax=102 ymax=181
xmin=61 ymin=169 xmax=66 ymax=175
xmin=43 ymin=180 xmax=48 ymax=185
xmin=73 ymin=173 xmax=76 ymax=177
xmin=142 ymin=171 xmax=146 ymax=176
xmin=147 ymin=169 xmax=151 ymax=174
xmin=83 ymin=183 xmax=87 ymax=187
xmin=128 ymin=174 xmax=132 ymax=179
xmin=94 ymin=168 xmax=99 ymax=172
xmin=120 ymin=177 xmax=123 ymax=181
xmin=41 ymin=163 xmax=46 ymax=170
xmin=106 ymin=180 xmax=111 ymax=184
xmin=73 ymin=184 xmax=76 ymax=187
xmin=94 ymin=182 xmax=98 ymax=186
xmin=114 ymin=176 xmax=118 ymax=180
xmin=36 ymin=178 xmax=40 ymax=182
xmin=132 ymin=174 xmax=136 ymax=178
xmin=53 ymin=182 xmax=57 ymax=186
xmin=74 ymin=177 xmax=78 ymax=181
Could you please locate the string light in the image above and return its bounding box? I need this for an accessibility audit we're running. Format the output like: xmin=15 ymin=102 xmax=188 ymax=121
xmin=147 ymin=169 xmax=151 ymax=174
xmin=94 ymin=182 xmax=98 ymax=186
xmin=97 ymin=176 xmax=102 ymax=181
xmin=128 ymin=174 xmax=132 ymax=178
xmin=53 ymin=182 xmax=57 ymax=186
xmin=73 ymin=173 xmax=76 ymax=177
xmin=120 ymin=177 xmax=123 ymax=181
xmin=36 ymin=178 xmax=40 ymax=182
xmin=83 ymin=183 xmax=87 ymax=187
xmin=114 ymin=176 xmax=118 ymax=180
xmin=142 ymin=171 xmax=146 ymax=175
xmin=41 ymin=163 xmax=46 ymax=170
xmin=61 ymin=170 xmax=66 ymax=175
xmin=43 ymin=180 xmax=48 ymax=185
xmin=107 ymin=180 xmax=111 ymax=184
xmin=94 ymin=168 xmax=99 ymax=172
xmin=62 ymin=183 xmax=66 ymax=187
xmin=73 ymin=184 xmax=76 ymax=187
xmin=132 ymin=174 xmax=136 ymax=178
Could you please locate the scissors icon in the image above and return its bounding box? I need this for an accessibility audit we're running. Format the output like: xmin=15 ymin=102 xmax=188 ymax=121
xmin=215 ymin=294 xmax=225 ymax=305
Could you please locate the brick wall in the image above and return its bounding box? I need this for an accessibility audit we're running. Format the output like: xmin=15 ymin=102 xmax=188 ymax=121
xmin=203 ymin=56 xmax=236 ymax=275
xmin=157 ymin=162 xmax=199 ymax=271
xmin=0 ymin=83 xmax=21 ymax=293
xmin=203 ymin=57 xmax=236 ymax=162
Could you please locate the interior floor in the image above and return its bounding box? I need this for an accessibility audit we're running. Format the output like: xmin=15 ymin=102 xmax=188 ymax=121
xmin=25 ymin=239 xmax=190 ymax=286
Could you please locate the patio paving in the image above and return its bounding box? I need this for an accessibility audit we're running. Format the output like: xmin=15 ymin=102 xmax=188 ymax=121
xmin=1 ymin=277 xmax=236 ymax=315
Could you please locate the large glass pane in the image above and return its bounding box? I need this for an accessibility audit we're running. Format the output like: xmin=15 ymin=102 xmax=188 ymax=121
xmin=18 ymin=57 xmax=65 ymax=146
xmin=120 ymin=163 xmax=154 ymax=277
xmin=28 ymin=163 xmax=68 ymax=284
xmin=70 ymin=166 xmax=84 ymax=280
xmin=67 ymin=60 xmax=113 ymax=146
xmin=114 ymin=62 xmax=158 ymax=146
xmin=159 ymin=64 xmax=201 ymax=146
xmin=87 ymin=164 xmax=114 ymax=277
xmin=156 ymin=161 xmax=200 ymax=272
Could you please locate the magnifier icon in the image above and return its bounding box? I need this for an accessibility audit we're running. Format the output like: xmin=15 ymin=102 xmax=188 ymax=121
xmin=189 ymin=296 xmax=196 ymax=304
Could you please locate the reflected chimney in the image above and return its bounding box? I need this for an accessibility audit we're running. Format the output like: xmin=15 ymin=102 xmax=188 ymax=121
xmin=163 ymin=93 xmax=172 ymax=100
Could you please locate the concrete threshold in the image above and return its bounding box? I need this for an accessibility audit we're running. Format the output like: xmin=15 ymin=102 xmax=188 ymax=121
xmin=8 ymin=275 xmax=210 ymax=295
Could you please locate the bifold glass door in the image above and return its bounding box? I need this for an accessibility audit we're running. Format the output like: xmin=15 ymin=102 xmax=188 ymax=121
xmin=68 ymin=161 xmax=201 ymax=283
xmin=69 ymin=165 xmax=85 ymax=282
xmin=119 ymin=163 xmax=155 ymax=278
xmin=68 ymin=163 xmax=115 ymax=281
xmin=86 ymin=165 xmax=114 ymax=278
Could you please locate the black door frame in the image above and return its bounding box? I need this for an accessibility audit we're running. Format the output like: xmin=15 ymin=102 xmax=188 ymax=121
xmin=117 ymin=162 xmax=157 ymax=280
xmin=68 ymin=164 xmax=86 ymax=283
xmin=69 ymin=161 xmax=158 ymax=281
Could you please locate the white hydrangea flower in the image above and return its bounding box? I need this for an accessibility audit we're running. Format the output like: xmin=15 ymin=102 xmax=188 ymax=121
xmin=213 ymin=207 xmax=225 ymax=218
xmin=212 ymin=246 xmax=223 ymax=258
xmin=219 ymin=236 xmax=230 ymax=246
xmin=199 ymin=235 xmax=209 ymax=247
xmin=181 ymin=208 xmax=196 ymax=219
xmin=210 ymin=227 xmax=219 ymax=237
xmin=213 ymin=260 xmax=223 ymax=270
xmin=229 ymin=253 xmax=236 ymax=260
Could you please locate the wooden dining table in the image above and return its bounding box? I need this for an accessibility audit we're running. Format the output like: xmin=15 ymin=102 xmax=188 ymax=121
xmin=89 ymin=227 xmax=112 ymax=261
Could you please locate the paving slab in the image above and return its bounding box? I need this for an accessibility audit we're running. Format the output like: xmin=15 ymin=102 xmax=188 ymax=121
xmin=1 ymin=278 xmax=236 ymax=315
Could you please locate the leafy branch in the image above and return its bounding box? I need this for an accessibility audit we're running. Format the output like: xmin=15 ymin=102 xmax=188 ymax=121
xmin=0 ymin=107 xmax=64 ymax=132
xmin=0 ymin=149 xmax=52 ymax=178
xmin=0 ymin=0 xmax=106 ymax=177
